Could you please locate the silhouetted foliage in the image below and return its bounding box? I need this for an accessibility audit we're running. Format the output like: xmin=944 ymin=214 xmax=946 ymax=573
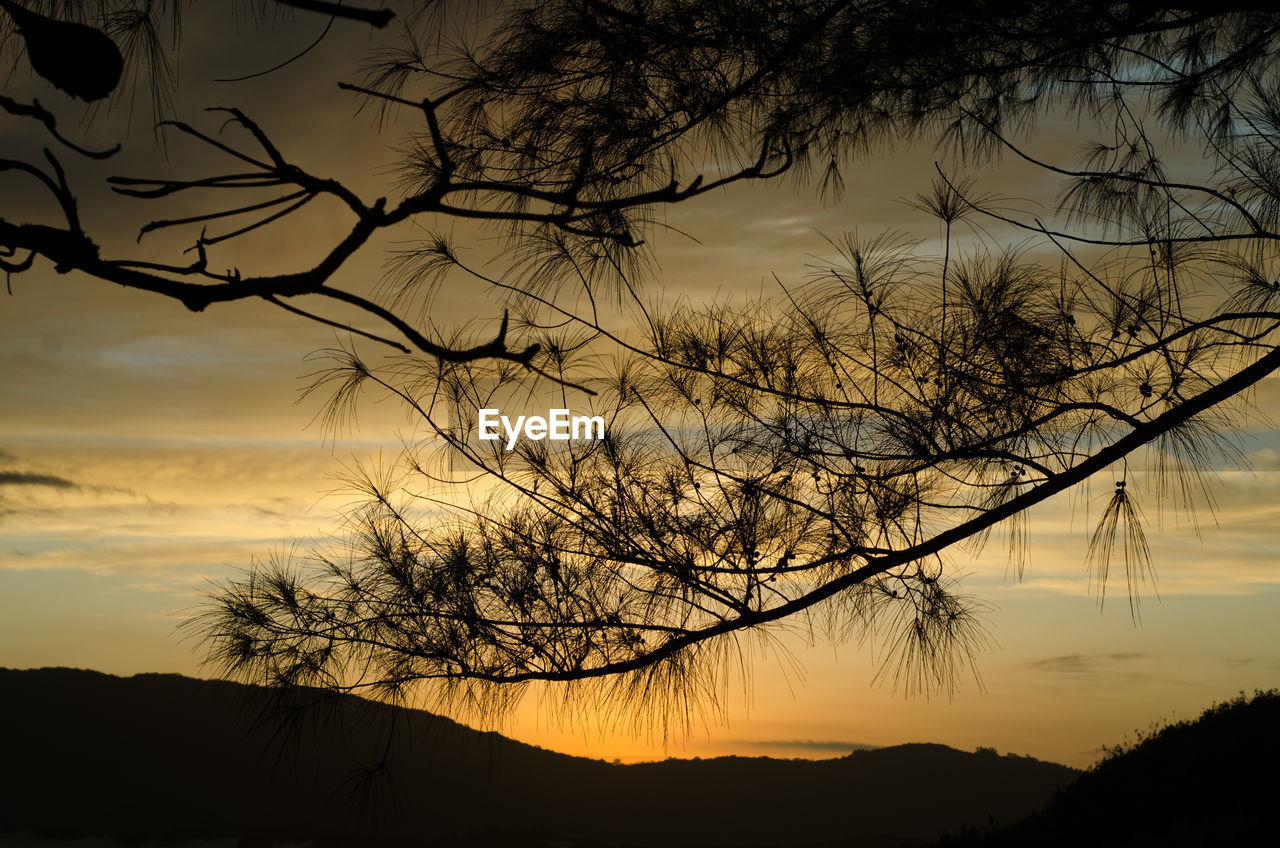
xmin=936 ymin=689 xmax=1280 ymax=846
xmin=189 ymin=2 xmax=1280 ymax=720
xmin=4 ymin=3 xmax=1280 ymax=721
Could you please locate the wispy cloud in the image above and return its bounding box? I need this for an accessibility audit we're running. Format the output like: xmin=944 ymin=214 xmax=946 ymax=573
xmin=0 ymin=441 xmax=351 ymax=578
xmin=1023 ymin=652 xmax=1185 ymax=692
xmin=0 ymin=471 xmax=79 ymax=489
xmin=1029 ymin=652 xmax=1148 ymax=674
xmin=1244 ymin=448 xmax=1280 ymax=470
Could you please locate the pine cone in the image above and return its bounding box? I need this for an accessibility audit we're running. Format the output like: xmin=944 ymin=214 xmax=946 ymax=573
xmin=2 ymin=0 xmax=123 ymax=102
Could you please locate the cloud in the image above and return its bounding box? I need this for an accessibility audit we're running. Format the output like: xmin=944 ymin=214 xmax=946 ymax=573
xmin=1024 ymin=652 xmax=1184 ymax=690
xmin=0 ymin=471 xmax=79 ymax=489
xmin=0 ymin=468 xmax=136 ymax=502
xmin=1029 ymin=653 xmax=1148 ymax=674
xmin=1245 ymin=448 xmax=1280 ymax=470
xmin=1222 ymin=657 xmax=1259 ymax=668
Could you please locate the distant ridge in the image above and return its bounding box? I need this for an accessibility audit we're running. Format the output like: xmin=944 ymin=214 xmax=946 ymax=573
xmin=0 ymin=668 xmax=1077 ymax=847
xmin=936 ymin=689 xmax=1280 ymax=847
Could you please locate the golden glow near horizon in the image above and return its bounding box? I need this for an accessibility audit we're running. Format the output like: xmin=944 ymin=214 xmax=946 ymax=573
xmin=3 ymin=3 xmax=1280 ymax=771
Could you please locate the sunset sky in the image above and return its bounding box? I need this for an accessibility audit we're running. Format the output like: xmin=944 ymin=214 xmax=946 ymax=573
xmin=3 ymin=2 xmax=1279 ymax=770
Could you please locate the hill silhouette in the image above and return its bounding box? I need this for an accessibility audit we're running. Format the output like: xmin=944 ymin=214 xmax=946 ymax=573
xmin=0 ymin=668 xmax=1077 ymax=847
xmin=935 ymin=689 xmax=1280 ymax=847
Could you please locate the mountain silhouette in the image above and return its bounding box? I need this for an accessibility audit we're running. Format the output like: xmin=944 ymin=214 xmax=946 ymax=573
xmin=0 ymin=668 xmax=1077 ymax=847
xmin=935 ymin=689 xmax=1280 ymax=847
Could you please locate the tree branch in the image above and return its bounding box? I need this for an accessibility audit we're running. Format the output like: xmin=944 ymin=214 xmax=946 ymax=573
xmin=271 ymin=0 xmax=393 ymax=28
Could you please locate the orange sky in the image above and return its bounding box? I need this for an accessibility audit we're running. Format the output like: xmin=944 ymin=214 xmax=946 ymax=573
xmin=3 ymin=2 xmax=1279 ymax=769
